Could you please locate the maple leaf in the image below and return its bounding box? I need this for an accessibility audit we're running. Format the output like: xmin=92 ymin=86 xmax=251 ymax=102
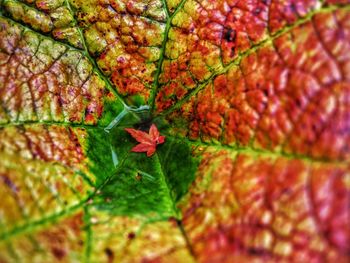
xmin=125 ymin=124 xmax=165 ymax=157
xmin=0 ymin=0 xmax=349 ymax=262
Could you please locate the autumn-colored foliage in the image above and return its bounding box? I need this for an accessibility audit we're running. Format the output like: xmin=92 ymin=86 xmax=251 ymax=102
xmin=125 ymin=124 xmax=165 ymax=156
xmin=0 ymin=0 xmax=349 ymax=262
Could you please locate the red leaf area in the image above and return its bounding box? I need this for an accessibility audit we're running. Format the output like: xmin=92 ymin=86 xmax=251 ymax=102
xmin=166 ymin=9 xmax=350 ymax=162
xmin=125 ymin=124 xmax=165 ymax=157
xmin=180 ymin=151 xmax=350 ymax=262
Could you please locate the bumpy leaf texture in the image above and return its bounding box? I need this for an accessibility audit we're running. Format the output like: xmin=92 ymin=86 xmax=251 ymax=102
xmin=0 ymin=0 xmax=349 ymax=262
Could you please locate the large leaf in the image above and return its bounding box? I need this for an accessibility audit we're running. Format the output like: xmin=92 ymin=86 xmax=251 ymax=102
xmin=0 ymin=0 xmax=349 ymax=262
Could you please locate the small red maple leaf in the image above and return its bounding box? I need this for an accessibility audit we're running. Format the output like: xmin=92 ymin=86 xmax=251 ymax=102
xmin=125 ymin=124 xmax=165 ymax=157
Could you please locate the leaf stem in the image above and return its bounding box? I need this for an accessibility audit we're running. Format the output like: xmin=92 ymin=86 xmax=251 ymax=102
xmin=149 ymin=0 xmax=188 ymax=113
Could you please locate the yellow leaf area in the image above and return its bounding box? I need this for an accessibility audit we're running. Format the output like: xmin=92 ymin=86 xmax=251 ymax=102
xmin=0 ymin=16 xmax=105 ymax=125
xmin=0 ymin=211 xmax=196 ymax=263
xmin=0 ymin=126 xmax=92 ymax=239
xmin=0 ymin=0 xmax=349 ymax=262
xmin=88 ymin=211 xmax=195 ymax=263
